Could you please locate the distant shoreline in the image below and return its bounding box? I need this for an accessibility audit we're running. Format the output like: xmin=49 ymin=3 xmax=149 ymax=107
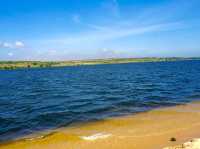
xmin=0 ymin=57 xmax=200 ymax=70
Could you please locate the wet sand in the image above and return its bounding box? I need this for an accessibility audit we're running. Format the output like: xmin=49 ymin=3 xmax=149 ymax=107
xmin=1 ymin=101 xmax=200 ymax=149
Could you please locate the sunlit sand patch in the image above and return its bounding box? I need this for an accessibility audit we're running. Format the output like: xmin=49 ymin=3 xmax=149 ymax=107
xmin=163 ymin=138 xmax=200 ymax=149
xmin=80 ymin=133 xmax=112 ymax=141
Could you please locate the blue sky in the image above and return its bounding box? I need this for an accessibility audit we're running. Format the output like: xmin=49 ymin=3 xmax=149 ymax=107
xmin=0 ymin=0 xmax=200 ymax=60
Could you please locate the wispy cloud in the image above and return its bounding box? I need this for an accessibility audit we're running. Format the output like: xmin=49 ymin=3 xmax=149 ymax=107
xmin=13 ymin=0 xmax=199 ymax=60
xmin=101 ymin=0 xmax=120 ymax=17
xmin=72 ymin=14 xmax=81 ymax=23
xmin=35 ymin=0 xmax=193 ymax=49
xmin=47 ymin=21 xmax=184 ymax=46
xmin=86 ymin=24 xmax=110 ymax=31
xmin=110 ymin=0 xmax=120 ymax=17
xmin=45 ymin=0 xmax=190 ymax=48
xmin=130 ymin=0 xmax=199 ymax=26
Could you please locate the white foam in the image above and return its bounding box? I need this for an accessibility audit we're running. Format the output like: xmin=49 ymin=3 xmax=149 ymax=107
xmin=80 ymin=133 xmax=112 ymax=141
xmin=26 ymin=135 xmax=44 ymax=141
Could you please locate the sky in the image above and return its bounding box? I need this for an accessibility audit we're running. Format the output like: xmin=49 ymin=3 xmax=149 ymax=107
xmin=0 ymin=0 xmax=200 ymax=61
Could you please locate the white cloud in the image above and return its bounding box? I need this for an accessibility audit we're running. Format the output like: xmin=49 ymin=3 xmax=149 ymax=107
xmin=2 ymin=42 xmax=13 ymax=48
xmin=48 ymin=49 xmax=57 ymax=55
xmin=101 ymin=48 xmax=119 ymax=54
xmin=99 ymin=48 xmax=122 ymax=58
xmin=15 ymin=41 xmax=25 ymax=47
xmin=36 ymin=49 xmax=58 ymax=56
xmin=8 ymin=52 xmax=13 ymax=57
xmin=0 ymin=41 xmax=25 ymax=49
xmin=102 ymin=48 xmax=109 ymax=52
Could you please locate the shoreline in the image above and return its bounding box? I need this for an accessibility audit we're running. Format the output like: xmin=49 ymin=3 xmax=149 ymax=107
xmin=1 ymin=101 xmax=200 ymax=149
xmin=0 ymin=57 xmax=199 ymax=70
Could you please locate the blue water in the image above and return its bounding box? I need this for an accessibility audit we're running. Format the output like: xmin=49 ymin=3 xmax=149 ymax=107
xmin=0 ymin=60 xmax=200 ymax=142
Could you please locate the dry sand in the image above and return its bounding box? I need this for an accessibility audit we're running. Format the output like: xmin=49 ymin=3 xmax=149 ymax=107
xmin=1 ymin=101 xmax=200 ymax=149
xmin=163 ymin=138 xmax=200 ymax=149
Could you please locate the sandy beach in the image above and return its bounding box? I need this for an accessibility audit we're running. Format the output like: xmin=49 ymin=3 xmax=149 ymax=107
xmin=0 ymin=101 xmax=200 ymax=149
xmin=163 ymin=138 xmax=200 ymax=149
xmin=1 ymin=0 xmax=200 ymax=148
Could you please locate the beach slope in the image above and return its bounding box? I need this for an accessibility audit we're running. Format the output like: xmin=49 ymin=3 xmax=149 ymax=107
xmin=1 ymin=102 xmax=200 ymax=149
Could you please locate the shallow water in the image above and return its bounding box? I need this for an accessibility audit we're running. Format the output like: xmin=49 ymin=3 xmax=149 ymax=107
xmin=2 ymin=101 xmax=200 ymax=149
xmin=0 ymin=60 xmax=200 ymax=142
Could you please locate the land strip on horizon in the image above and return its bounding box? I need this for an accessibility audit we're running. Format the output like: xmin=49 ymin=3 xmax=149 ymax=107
xmin=0 ymin=57 xmax=199 ymax=70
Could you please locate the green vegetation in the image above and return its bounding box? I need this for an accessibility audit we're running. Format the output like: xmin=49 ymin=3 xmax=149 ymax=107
xmin=0 ymin=57 xmax=199 ymax=70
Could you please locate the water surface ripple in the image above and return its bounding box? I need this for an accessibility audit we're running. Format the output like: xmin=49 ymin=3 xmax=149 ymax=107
xmin=0 ymin=60 xmax=200 ymax=142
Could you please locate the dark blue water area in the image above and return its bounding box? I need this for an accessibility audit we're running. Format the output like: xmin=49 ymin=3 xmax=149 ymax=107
xmin=0 ymin=60 xmax=200 ymax=142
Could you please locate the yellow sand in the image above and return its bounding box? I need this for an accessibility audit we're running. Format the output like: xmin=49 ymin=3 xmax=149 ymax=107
xmin=1 ymin=101 xmax=200 ymax=149
xmin=163 ymin=138 xmax=200 ymax=149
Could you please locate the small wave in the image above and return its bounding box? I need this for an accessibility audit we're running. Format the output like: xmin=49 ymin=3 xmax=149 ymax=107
xmin=80 ymin=133 xmax=112 ymax=141
xmin=187 ymin=94 xmax=200 ymax=100
xmin=26 ymin=135 xmax=45 ymax=141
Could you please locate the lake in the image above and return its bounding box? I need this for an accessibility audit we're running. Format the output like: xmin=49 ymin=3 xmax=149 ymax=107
xmin=0 ymin=60 xmax=200 ymax=142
